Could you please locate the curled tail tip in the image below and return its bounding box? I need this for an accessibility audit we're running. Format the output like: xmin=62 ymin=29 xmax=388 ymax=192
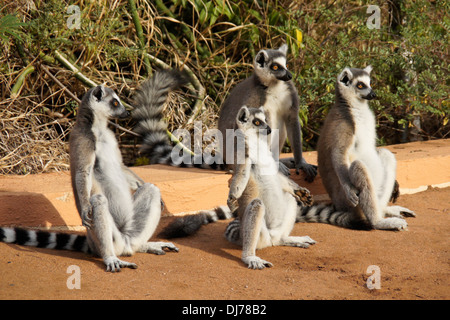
xmin=158 ymin=206 xmax=233 ymax=239
xmin=158 ymin=214 xmax=205 ymax=239
xmin=142 ymin=68 xmax=189 ymax=92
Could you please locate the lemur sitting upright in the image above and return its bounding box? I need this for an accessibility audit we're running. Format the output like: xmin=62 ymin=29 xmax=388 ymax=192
xmin=159 ymin=106 xmax=316 ymax=269
xmin=297 ymin=66 xmax=416 ymax=230
xmin=0 ymin=85 xmax=179 ymax=272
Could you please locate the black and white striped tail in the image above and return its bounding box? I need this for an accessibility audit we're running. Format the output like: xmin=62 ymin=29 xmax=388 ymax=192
xmin=296 ymin=204 xmax=371 ymax=230
xmin=224 ymin=219 xmax=241 ymax=244
xmin=158 ymin=206 xmax=233 ymax=238
xmin=0 ymin=227 xmax=90 ymax=253
xmin=132 ymin=69 xmax=226 ymax=171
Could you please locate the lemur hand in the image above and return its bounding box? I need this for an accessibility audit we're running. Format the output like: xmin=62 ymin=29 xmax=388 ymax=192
xmin=296 ymin=158 xmax=318 ymax=183
xmin=81 ymin=204 xmax=93 ymax=229
xmin=227 ymin=195 xmax=239 ymax=213
xmin=343 ymin=184 xmax=359 ymax=207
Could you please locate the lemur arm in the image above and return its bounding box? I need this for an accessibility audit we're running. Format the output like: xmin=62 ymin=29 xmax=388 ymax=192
xmin=227 ymin=160 xmax=252 ymax=210
xmin=286 ymin=99 xmax=317 ymax=181
xmin=330 ymin=134 xmax=359 ymax=207
xmin=73 ymin=150 xmax=96 ymax=229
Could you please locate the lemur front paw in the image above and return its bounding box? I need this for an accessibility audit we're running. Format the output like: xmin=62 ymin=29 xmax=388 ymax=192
xmin=296 ymin=160 xmax=318 ymax=182
xmin=227 ymin=195 xmax=239 ymax=213
xmin=81 ymin=205 xmax=93 ymax=229
xmin=343 ymin=184 xmax=359 ymax=207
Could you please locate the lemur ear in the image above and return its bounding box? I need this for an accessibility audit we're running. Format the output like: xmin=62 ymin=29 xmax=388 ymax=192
xmin=92 ymin=86 xmax=104 ymax=102
xmin=364 ymin=65 xmax=373 ymax=74
xmin=278 ymin=43 xmax=288 ymax=55
xmin=255 ymin=50 xmax=269 ymax=68
xmin=338 ymin=68 xmax=353 ymax=86
xmin=237 ymin=106 xmax=250 ymax=123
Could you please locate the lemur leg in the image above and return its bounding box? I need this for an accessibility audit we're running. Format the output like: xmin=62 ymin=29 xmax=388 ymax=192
xmin=377 ymin=149 xmax=416 ymax=218
xmin=130 ymin=183 xmax=179 ymax=254
xmin=274 ymin=197 xmax=316 ymax=248
xmin=241 ymin=199 xmax=273 ymax=269
xmin=376 ymin=148 xmax=398 ymax=208
xmin=88 ymin=194 xmax=137 ymax=272
xmin=349 ymin=160 xmax=407 ymax=231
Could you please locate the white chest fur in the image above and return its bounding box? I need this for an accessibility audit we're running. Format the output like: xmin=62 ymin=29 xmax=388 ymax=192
xmin=91 ymin=121 xmax=128 ymax=187
xmin=264 ymin=82 xmax=291 ymax=125
xmin=264 ymin=81 xmax=291 ymax=146
xmin=350 ymin=102 xmax=376 ymax=152
xmin=348 ymin=102 xmax=384 ymax=188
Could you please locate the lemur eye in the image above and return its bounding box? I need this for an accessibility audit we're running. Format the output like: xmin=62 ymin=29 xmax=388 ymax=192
xmin=253 ymin=120 xmax=261 ymax=126
xmin=357 ymin=82 xmax=365 ymax=89
xmin=271 ymin=65 xmax=279 ymax=71
xmin=113 ymin=99 xmax=119 ymax=107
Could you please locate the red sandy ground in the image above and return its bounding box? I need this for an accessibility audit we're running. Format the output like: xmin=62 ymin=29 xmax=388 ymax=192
xmin=0 ymin=187 xmax=448 ymax=300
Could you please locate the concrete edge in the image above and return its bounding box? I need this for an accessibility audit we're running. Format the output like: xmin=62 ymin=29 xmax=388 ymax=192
xmin=0 ymin=139 xmax=448 ymax=229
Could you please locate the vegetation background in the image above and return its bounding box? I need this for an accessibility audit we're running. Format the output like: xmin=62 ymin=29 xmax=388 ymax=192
xmin=0 ymin=0 xmax=448 ymax=175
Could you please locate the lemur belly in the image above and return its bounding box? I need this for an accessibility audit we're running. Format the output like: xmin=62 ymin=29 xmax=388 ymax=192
xmin=264 ymin=82 xmax=290 ymax=149
xmin=256 ymin=175 xmax=285 ymax=228
xmin=349 ymin=106 xmax=384 ymax=189
xmin=94 ymin=131 xmax=133 ymax=226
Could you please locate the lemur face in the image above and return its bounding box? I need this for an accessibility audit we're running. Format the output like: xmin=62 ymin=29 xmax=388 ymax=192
xmin=90 ymin=86 xmax=129 ymax=119
xmin=254 ymin=44 xmax=292 ymax=83
xmin=337 ymin=66 xmax=376 ymax=101
xmin=236 ymin=106 xmax=272 ymax=135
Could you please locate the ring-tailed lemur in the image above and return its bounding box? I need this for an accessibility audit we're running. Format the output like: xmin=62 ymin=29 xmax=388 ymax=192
xmin=218 ymin=44 xmax=317 ymax=181
xmin=297 ymin=66 xmax=415 ymax=230
xmin=160 ymin=106 xmax=315 ymax=269
xmin=132 ymin=69 xmax=225 ymax=170
xmin=1 ymin=85 xmax=179 ymax=272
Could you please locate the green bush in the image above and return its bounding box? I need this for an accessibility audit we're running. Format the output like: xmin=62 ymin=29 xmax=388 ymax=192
xmin=0 ymin=0 xmax=448 ymax=173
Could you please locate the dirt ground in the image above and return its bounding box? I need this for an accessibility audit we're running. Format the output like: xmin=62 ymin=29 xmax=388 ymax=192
xmin=0 ymin=186 xmax=448 ymax=301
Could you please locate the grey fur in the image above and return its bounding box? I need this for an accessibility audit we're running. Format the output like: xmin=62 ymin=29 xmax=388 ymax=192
xmin=132 ymin=69 xmax=225 ymax=170
xmin=69 ymin=85 xmax=178 ymax=272
xmin=218 ymin=44 xmax=317 ymax=181
xmin=132 ymin=69 xmax=188 ymax=164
